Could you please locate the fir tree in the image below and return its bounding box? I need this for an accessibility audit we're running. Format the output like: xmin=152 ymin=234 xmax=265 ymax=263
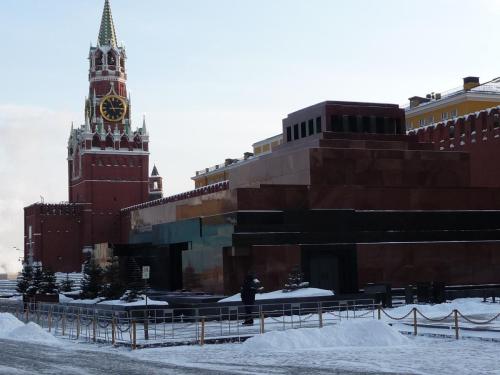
xmin=80 ymin=260 xmax=103 ymax=299
xmin=59 ymin=273 xmax=75 ymax=293
xmin=283 ymin=266 xmax=309 ymax=292
xmin=101 ymin=257 xmax=125 ymax=299
xmin=40 ymin=268 xmax=58 ymax=295
xmin=121 ymin=257 xmax=144 ymax=302
xmin=30 ymin=266 xmax=44 ymax=295
xmin=16 ymin=264 xmax=33 ymax=295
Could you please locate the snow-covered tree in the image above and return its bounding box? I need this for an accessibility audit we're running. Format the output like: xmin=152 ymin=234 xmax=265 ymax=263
xmin=30 ymin=266 xmax=44 ymax=295
xmin=16 ymin=264 xmax=33 ymax=295
xmin=59 ymin=273 xmax=75 ymax=293
xmin=121 ymin=257 xmax=144 ymax=302
xmin=101 ymin=257 xmax=125 ymax=299
xmin=40 ymin=268 xmax=58 ymax=295
xmin=283 ymin=266 xmax=309 ymax=292
xmin=80 ymin=260 xmax=103 ymax=299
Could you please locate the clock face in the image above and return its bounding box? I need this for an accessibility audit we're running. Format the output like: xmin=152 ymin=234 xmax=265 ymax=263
xmin=100 ymin=95 xmax=127 ymax=122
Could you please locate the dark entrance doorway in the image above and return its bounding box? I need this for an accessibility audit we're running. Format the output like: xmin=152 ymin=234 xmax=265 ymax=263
xmin=302 ymin=244 xmax=358 ymax=294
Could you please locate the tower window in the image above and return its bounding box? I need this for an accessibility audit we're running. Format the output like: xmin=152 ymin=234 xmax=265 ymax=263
xmin=107 ymin=51 xmax=116 ymax=66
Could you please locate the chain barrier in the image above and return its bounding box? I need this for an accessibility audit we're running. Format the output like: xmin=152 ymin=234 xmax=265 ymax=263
xmin=415 ymin=310 xmax=454 ymax=322
xmin=457 ymin=311 xmax=500 ymax=325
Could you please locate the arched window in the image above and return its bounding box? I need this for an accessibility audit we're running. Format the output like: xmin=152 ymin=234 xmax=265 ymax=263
xmin=120 ymin=135 xmax=129 ymax=149
xmin=105 ymin=134 xmax=114 ymax=148
xmin=92 ymin=133 xmax=101 ymax=148
xmin=94 ymin=52 xmax=103 ymax=68
xmin=107 ymin=51 xmax=116 ymax=66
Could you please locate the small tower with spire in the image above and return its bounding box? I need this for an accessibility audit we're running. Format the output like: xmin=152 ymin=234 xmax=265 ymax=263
xmin=149 ymin=165 xmax=163 ymax=201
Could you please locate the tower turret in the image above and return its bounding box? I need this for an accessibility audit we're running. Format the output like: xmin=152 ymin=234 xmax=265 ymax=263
xmin=149 ymin=165 xmax=164 ymax=201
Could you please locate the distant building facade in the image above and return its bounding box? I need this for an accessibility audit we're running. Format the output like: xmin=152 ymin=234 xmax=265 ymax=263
xmin=406 ymin=76 xmax=500 ymax=130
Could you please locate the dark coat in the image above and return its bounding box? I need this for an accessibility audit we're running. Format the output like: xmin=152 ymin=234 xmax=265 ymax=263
xmin=240 ymin=275 xmax=263 ymax=305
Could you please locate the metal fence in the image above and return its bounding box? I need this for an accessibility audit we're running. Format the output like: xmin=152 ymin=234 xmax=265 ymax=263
xmin=0 ymin=299 xmax=376 ymax=348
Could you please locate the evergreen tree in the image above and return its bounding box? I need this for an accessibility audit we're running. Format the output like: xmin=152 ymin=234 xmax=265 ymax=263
xmin=101 ymin=257 xmax=125 ymax=299
xmin=40 ymin=268 xmax=58 ymax=295
xmin=121 ymin=257 xmax=144 ymax=302
xmin=283 ymin=266 xmax=309 ymax=292
xmin=30 ymin=266 xmax=44 ymax=295
xmin=59 ymin=273 xmax=75 ymax=293
xmin=16 ymin=264 xmax=33 ymax=295
xmin=80 ymin=260 xmax=103 ymax=299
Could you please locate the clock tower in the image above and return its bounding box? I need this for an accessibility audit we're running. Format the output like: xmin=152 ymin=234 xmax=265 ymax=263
xmin=67 ymin=0 xmax=155 ymax=246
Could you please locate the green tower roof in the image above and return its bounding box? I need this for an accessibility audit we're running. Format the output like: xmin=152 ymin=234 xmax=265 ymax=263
xmin=98 ymin=0 xmax=117 ymax=47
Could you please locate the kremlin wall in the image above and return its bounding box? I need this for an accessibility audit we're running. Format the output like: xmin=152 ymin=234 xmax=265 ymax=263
xmin=23 ymin=1 xmax=500 ymax=296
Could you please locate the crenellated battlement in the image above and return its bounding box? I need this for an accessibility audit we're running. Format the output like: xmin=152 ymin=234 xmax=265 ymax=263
xmin=409 ymin=106 xmax=500 ymax=150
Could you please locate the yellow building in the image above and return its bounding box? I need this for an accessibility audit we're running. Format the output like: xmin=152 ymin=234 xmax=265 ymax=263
xmin=252 ymin=134 xmax=283 ymax=156
xmin=405 ymin=76 xmax=500 ymax=130
xmin=192 ymin=134 xmax=283 ymax=188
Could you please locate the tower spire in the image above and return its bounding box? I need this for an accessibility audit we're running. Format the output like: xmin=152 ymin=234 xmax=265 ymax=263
xmin=98 ymin=0 xmax=117 ymax=47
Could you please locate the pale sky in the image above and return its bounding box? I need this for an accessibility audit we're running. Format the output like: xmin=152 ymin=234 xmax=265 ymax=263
xmin=1 ymin=0 xmax=500 ymax=273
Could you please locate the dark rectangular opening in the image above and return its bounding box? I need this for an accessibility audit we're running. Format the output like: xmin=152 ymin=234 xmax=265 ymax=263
xmin=308 ymin=119 xmax=314 ymax=135
xmin=362 ymin=116 xmax=371 ymax=133
xmin=316 ymin=117 xmax=322 ymax=133
xmin=376 ymin=117 xmax=385 ymax=133
xmin=300 ymin=122 xmax=307 ymax=138
xmin=286 ymin=126 xmax=292 ymax=142
xmin=331 ymin=115 xmax=343 ymax=132
xmin=293 ymin=124 xmax=299 ymax=140
xmin=348 ymin=115 xmax=357 ymax=133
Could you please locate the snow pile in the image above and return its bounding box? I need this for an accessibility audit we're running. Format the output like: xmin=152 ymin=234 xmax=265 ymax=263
xmin=0 ymin=313 xmax=58 ymax=345
xmin=8 ymin=322 xmax=59 ymax=344
xmin=98 ymin=298 xmax=168 ymax=306
xmin=0 ymin=313 xmax=24 ymax=337
xmin=219 ymin=288 xmax=333 ymax=303
xmin=243 ymin=320 xmax=410 ymax=351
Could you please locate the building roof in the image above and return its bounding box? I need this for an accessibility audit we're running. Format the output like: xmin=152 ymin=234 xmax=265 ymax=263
xmin=405 ymin=77 xmax=500 ymax=114
xmin=98 ymin=0 xmax=117 ymax=47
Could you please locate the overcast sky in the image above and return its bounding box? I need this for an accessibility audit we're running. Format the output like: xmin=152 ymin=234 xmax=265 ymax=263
xmin=1 ymin=0 xmax=500 ymax=274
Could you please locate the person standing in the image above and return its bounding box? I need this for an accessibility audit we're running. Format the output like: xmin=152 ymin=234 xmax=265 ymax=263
xmin=240 ymin=271 xmax=263 ymax=325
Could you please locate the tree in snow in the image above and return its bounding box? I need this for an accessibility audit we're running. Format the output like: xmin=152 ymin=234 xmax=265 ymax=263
xmin=80 ymin=260 xmax=103 ymax=299
xmin=30 ymin=265 xmax=44 ymax=295
xmin=101 ymin=257 xmax=125 ymax=299
xmin=59 ymin=273 xmax=75 ymax=293
xmin=16 ymin=264 xmax=33 ymax=295
xmin=283 ymin=266 xmax=309 ymax=292
xmin=121 ymin=257 xmax=144 ymax=302
xmin=40 ymin=268 xmax=58 ymax=295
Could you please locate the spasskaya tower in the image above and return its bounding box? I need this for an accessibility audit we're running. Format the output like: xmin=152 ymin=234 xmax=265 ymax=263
xmin=66 ymin=0 xmax=157 ymax=247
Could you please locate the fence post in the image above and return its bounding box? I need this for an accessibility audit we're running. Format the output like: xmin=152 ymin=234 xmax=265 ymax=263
xmin=413 ymin=308 xmax=417 ymax=336
xmin=48 ymin=310 xmax=52 ymax=332
xmin=200 ymin=318 xmax=205 ymax=346
xmin=377 ymin=304 xmax=381 ymax=320
xmin=144 ymin=310 xmax=149 ymax=341
xmin=92 ymin=316 xmax=96 ymax=343
xmin=318 ymin=305 xmax=323 ymax=328
xmin=76 ymin=314 xmax=80 ymax=339
xmin=111 ymin=317 xmax=116 ymax=346
xmin=260 ymin=312 xmax=265 ymax=334
xmin=454 ymin=310 xmax=459 ymax=340
xmin=62 ymin=313 xmax=66 ymax=336
xmin=132 ymin=320 xmax=137 ymax=350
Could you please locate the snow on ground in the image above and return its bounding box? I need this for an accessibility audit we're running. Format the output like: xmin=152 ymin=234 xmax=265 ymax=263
xmin=243 ymin=320 xmax=410 ymax=351
xmin=218 ymin=287 xmax=333 ymax=303
xmin=0 ymin=313 xmax=59 ymax=345
xmin=123 ymin=323 xmax=499 ymax=375
xmin=387 ymin=298 xmax=500 ymax=318
xmin=67 ymin=295 xmax=168 ymax=306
